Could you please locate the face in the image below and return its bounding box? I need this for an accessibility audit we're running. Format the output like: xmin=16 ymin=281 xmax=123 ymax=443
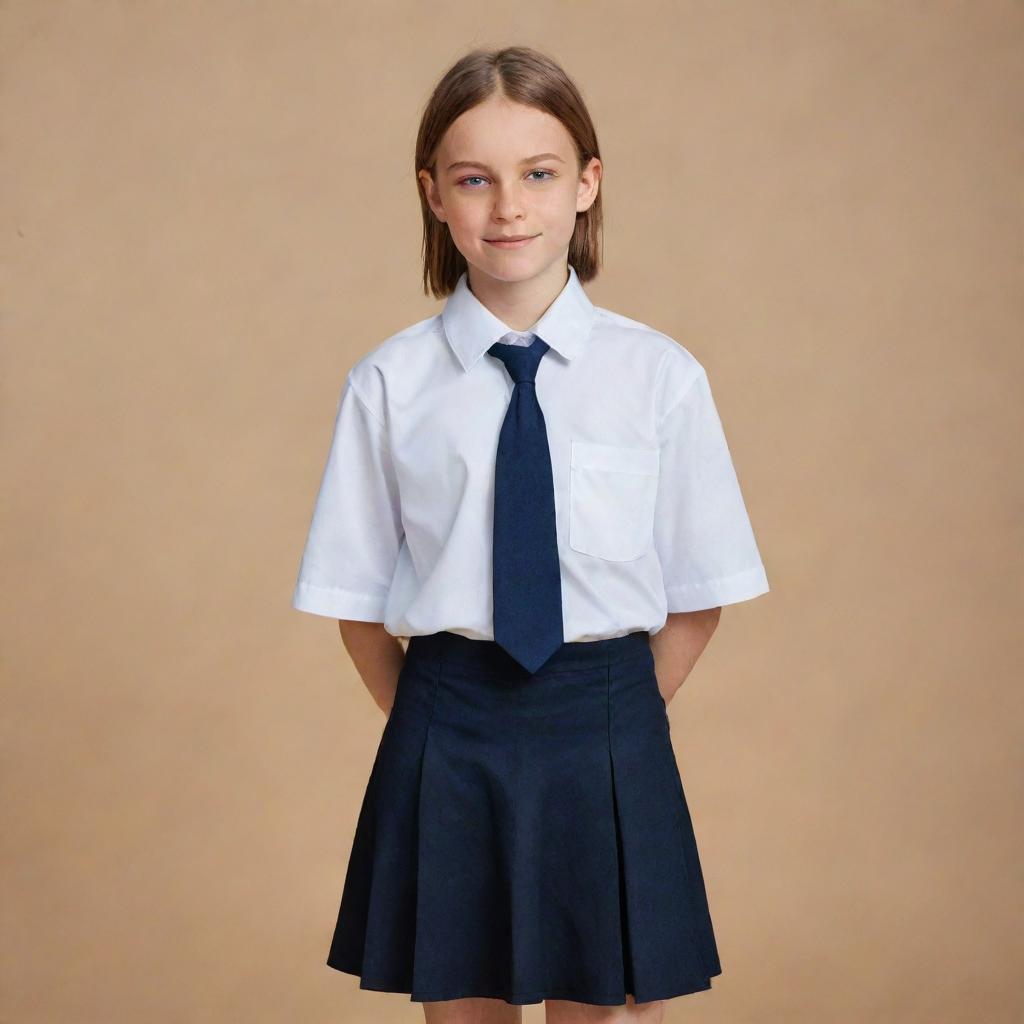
xmin=418 ymin=94 xmax=601 ymax=286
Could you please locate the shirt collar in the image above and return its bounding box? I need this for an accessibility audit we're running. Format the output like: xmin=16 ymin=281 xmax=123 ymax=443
xmin=441 ymin=263 xmax=597 ymax=372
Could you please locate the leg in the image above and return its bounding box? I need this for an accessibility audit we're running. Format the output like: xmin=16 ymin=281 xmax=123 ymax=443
xmin=423 ymin=996 xmax=524 ymax=1024
xmin=545 ymin=993 xmax=665 ymax=1024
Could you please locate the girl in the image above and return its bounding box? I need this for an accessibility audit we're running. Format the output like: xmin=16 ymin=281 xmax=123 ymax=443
xmin=292 ymin=46 xmax=769 ymax=1024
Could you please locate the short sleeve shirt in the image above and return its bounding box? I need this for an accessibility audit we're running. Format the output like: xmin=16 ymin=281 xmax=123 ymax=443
xmin=292 ymin=264 xmax=769 ymax=640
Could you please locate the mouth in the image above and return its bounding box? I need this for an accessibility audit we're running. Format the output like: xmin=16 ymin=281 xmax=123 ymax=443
xmin=484 ymin=234 xmax=539 ymax=249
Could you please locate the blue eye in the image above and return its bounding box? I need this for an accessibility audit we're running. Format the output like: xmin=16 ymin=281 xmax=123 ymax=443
xmin=457 ymin=170 xmax=556 ymax=188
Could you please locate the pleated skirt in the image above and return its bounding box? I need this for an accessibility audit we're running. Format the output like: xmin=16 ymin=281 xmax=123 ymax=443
xmin=325 ymin=628 xmax=723 ymax=1006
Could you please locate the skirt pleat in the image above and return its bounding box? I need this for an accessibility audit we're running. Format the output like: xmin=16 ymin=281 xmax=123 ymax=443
xmin=325 ymin=629 xmax=722 ymax=1006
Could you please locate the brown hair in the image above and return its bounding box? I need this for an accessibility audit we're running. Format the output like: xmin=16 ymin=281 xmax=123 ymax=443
xmin=415 ymin=46 xmax=603 ymax=299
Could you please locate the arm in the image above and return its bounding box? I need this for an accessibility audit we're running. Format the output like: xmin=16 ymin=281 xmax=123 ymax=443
xmin=292 ymin=370 xmax=409 ymax=718
xmin=649 ymin=360 xmax=767 ymax=704
xmin=649 ymin=607 xmax=721 ymax=706
xmin=337 ymin=620 xmax=407 ymax=718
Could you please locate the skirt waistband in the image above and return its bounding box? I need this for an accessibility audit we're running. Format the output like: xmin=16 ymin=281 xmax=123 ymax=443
xmin=405 ymin=629 xmax=653 ymax=676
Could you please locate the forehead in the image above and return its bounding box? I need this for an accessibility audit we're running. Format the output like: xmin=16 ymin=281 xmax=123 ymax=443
xmin=439 ymin=97 xmax=572 ymax=163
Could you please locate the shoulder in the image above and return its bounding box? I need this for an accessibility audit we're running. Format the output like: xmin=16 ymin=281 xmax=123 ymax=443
xmin=350 ymin=314 xmax=443 ymax=379
xmin=345 ymin=314 xmax=445 ymax=420
xmin=592 ymin=306 xmax=707 ymax=410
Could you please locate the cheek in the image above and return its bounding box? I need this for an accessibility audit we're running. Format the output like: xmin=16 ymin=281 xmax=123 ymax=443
xmin=443 ymin=203 xmax=483 ymax=241
xmin=542 ymin=197 xmax=582 ymax=243
xmin=539 ymin=187 xmax=581 ymax=222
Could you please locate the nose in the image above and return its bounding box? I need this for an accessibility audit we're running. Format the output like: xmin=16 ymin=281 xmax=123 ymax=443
xmin=490 ymin=181 xmax=528 ymax=222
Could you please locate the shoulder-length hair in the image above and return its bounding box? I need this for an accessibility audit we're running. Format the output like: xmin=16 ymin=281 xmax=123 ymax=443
xmin=415 ymin=46 xmax=603 ymax=299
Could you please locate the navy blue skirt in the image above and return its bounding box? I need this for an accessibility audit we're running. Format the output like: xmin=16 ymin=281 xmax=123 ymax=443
xmin=326 ymin=629 xmax=723 ymax=1005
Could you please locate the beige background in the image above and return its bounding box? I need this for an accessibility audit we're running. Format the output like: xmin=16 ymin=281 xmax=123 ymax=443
xmin=3 ymin=2 xmax=1021 ymax=1022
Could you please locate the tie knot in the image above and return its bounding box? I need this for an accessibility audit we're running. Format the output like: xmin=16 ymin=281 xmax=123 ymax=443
xmin=487 ymin=335 xmax=551 ymax=384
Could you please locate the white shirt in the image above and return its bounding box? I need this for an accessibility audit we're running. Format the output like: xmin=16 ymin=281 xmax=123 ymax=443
xmin=292 ymin=264 xmax=769 ymax=641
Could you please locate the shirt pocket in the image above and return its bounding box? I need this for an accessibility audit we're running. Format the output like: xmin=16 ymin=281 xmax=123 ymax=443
xmin=568 ymin=440 xmax=661 ymax=561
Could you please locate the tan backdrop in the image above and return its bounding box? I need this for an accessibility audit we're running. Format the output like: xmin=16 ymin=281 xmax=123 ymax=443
xmin=3 ymin=2 xmax=1021 ymax=1021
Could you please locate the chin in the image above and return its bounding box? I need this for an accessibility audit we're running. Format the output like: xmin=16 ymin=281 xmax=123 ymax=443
xmin=475 ymin=258 xmax=539 ymax=280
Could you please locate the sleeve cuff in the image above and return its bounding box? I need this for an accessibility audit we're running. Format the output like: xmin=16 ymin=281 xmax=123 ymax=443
xmin=664 ymin=564 xmax=770 ymax=613
xmin=291 ymin=580 xmax=389 ymax=622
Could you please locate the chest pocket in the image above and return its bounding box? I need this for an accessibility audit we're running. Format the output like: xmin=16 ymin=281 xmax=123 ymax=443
xmin=568 ymin=440 xmax=661 ymax=561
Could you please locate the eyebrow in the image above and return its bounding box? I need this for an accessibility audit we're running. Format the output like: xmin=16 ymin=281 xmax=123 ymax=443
xmin=445 ymin=153 xmax=566 ymax=172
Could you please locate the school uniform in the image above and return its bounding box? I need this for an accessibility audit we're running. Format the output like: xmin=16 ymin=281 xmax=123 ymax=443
xmin=292 ymin=263 xmax=769 ymax=1006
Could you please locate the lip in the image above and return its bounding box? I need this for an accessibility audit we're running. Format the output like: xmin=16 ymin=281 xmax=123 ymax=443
xmin=484 ymin=234 xmax=539 ymax=249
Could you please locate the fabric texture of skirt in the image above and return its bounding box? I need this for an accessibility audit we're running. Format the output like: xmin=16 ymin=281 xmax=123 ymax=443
xmin=325 ymin=628 xmax=723 ymax=1006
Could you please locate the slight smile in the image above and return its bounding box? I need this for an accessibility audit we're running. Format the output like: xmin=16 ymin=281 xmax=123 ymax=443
xmin=484 ymin=234 xmax=540 ymax=249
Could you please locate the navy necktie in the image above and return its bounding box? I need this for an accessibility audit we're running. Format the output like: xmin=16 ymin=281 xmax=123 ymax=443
xmin=486 ymin=336 xmax=565 ymax=674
